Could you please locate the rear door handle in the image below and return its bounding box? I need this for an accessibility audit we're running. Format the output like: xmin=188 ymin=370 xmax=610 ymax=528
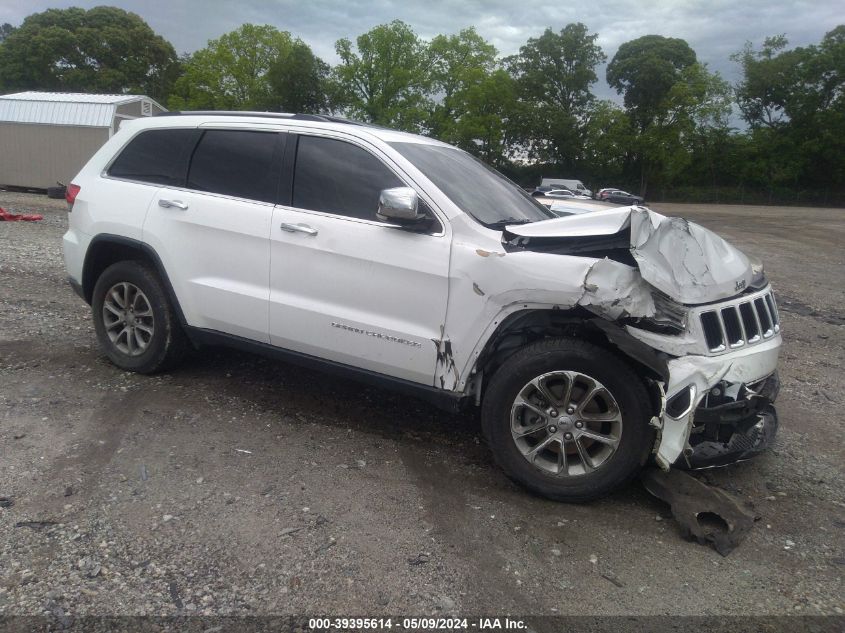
xmin=280 ymin=222 xmax=318 ymax=236
xmin=159 ymin=199 xmax=189 ymax=210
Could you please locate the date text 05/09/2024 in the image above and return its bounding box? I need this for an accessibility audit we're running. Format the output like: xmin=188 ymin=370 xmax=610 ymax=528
xmin=308 ymin=617 xmax=527 ymax=630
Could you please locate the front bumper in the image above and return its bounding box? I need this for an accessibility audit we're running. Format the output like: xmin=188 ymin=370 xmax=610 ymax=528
xmin=685 ymin=372 xmax=779 ymax=469
xmin=628 ymin=324 xmax=782 ymax=469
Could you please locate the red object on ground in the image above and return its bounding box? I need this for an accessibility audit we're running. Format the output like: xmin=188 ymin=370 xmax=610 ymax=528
xmin=0 ymin=207 xmax=43 ymax=222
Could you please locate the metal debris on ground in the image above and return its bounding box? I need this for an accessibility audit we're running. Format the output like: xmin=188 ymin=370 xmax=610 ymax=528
xmin=279 ymin=527 xmax=302 ymax=537
xmin=641 ymin=467 xmax=757 ymax=556
xmin=408 ymin=552 xmax=430 ymax=566
xmin=15 ymin=520 xmax=58 ymax=530
xmin=0 ymin=497 xmax=14 ymax=508
xmin=168 ymin=581 xmax=184 ymax=609
xmin=601 ymin=572 xmax=625 ymax=588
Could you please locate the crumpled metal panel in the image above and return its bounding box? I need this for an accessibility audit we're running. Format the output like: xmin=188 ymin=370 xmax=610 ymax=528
xmin=507 ymin=206 xmax=753 ymax=304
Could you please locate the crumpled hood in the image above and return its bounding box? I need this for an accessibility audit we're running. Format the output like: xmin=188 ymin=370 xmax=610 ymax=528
xmin=507 ymin=206 xmax=753 ymax=304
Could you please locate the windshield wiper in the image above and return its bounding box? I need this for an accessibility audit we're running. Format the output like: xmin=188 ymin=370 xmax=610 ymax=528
xmin=485 ymin=218 xmax=535 ymax=230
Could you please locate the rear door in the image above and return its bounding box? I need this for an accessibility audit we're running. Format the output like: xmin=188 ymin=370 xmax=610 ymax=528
xmin=143 ymin=128 xmax=285 ymax=342
xmin=268 ymin=133 xmax=450 ymax=385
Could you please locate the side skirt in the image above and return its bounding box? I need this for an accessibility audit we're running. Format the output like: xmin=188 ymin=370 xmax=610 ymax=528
xmin=185 ymin=327 xmax=468 ymax=414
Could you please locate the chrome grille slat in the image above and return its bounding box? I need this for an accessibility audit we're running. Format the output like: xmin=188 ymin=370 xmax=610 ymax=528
xmin=698 ymin=290 xmax=779 ymax=354
xmin=765 ymin=293 xmax=780 ymax=331
xmin=755 ymin=297 xmax=774 ymax=337
xmin=721 ymin=306 xmax=744 ymax=348
xmin=739 ymin=302 xmax=760 ymax=343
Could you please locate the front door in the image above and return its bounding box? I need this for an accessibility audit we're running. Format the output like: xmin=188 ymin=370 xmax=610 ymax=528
xmin=269 ymin=134 xmax=450 ymax=385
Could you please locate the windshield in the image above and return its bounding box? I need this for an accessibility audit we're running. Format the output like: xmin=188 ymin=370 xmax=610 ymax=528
xmin=389 ymin=142 xmax=554 ymax=228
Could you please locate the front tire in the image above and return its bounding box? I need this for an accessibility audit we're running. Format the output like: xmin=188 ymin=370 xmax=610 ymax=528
xmin=92 ymin=261 xmax=188 ymax=373
xmin=481 ymin=338 xmax=655 ymax=502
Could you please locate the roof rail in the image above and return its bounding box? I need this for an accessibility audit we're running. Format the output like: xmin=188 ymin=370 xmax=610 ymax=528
xmin=155 ymin=110 xmax=294 ymax=119
xmin=153 ymin=111 xmax=370 ymax=127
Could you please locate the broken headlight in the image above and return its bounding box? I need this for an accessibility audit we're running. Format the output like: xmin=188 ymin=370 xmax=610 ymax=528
xmin=748 ymin=255 xmax=767 ymax=289
xmin=631 ymin=292 xmax=688 ymax=334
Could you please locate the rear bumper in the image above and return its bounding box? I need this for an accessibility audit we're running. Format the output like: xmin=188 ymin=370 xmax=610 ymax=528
xmin=67 ymin=276 xmax=86 ymax=302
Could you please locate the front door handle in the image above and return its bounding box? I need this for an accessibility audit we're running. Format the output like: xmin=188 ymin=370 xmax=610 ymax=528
xmin=159 ymin=199 xmax=189 ymax=210
xmin=280 ymin=222 xmax=318 ymax=236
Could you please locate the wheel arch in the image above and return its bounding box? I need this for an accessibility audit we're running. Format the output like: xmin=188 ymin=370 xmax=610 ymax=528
xmin=82 ymin=234 xmax=186 ymax=326
xmin=470 ymin=308 xmax=668 ymax=413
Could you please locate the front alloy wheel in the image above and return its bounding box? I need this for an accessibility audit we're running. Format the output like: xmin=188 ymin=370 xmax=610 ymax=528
xmin=511 ymin=371 xmax=623 ymax=477
xmin=481 ymin=338 xmax=654 ymax=502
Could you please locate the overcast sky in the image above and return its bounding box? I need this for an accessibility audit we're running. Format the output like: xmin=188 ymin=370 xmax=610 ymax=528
xmin=1 ymin=0 xmax=841 ymax=103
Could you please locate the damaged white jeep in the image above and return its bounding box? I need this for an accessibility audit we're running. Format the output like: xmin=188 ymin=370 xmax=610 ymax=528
xmin=63 ymin=113 xmax=781 ymax=502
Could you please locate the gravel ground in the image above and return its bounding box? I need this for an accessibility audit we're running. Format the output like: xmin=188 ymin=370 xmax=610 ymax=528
xmin=0 ymin=192 xmax=843 ymax=625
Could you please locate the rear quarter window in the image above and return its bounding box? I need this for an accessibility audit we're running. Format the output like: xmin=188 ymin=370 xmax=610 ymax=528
xmin=107 ymin=129 xmax=198 ymax=186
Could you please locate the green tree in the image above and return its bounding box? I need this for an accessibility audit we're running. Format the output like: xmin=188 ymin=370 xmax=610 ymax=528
xmin=0 ymin=23 xmax=14 ymax=43
xmin=506 ymin=23 xmax=606 ymax=170
xmin=267 ymin=40 xmax=331 ymax=113
xmin=634 ymin=64 xmax=732 ymax=193
xmin=606 ymin=35 xmax=729 ymax=195
xmin=0 ymin=7 xmax=177 ymax=99
xmin=428 ymin=28 xmax=498 ymax=137
xmin=607 ymin=35 xmax=698 ymax=129
xmin=583 ymin=101 xmax=635 ymax=187
xmin=440 ymin=69 xmax=521 ymax=166
xmin=170 ymin=24 xmax=296 ymax=110
xmin=731 ymin=35 xmax=795 ymax=128
xmin=732 ymin=27 xmax=845 ymax=196
xmin=334 ymin=21 xmax=433 ymax=130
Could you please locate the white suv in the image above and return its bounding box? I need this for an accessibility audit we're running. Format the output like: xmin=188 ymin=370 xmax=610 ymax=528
xmin=63 ymin=112 xmax=782 ymax=501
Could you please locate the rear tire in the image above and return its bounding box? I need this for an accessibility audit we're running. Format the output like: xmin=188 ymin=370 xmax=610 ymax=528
xmin=92 ymin=261 xmax=188 ymax=373
xmin=481 ymin=338 xmax=655 ymax=502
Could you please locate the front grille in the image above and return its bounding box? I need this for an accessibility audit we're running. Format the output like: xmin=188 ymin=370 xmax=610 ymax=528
xmin=699 ymin=290 xmax=780 ymax=353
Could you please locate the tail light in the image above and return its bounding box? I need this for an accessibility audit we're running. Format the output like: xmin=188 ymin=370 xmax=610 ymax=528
xmin=66 ymin=183 xmax=81 ymax=211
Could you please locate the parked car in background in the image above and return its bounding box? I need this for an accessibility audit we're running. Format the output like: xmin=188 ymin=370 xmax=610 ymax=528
xmin=602 ymin=190 xmax=643 ymax=205
xmin=545 ymin=189 xmax=592 ymax=200
xmin=531 ymin=186 xmax=560 ymax=197
xmin=540 ymin=178 xmax=592 ymax=197
xmin=595 ymin=188 xmax=618 ymax=200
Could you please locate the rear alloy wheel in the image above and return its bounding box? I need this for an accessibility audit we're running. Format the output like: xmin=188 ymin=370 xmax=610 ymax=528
xmin=92 ymin=261 xmax=188 ymax=373
xmin=101 ymin=282 xmax=155 ymax=356
xmin=482 ymin=338 xmax=655 ymax=502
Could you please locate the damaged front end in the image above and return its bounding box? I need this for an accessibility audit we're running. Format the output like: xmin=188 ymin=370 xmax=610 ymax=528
xmin=503 ymin=205 xmax=783 ymax=471
xmin=684 ymin=373 xmax=779 ymax=469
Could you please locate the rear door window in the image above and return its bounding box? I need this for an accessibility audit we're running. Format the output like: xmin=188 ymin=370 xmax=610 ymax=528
xmin=292 ymin=135 xmax=403 ymax=220
xmin=108 ymin=129 xmax=197 ymax=186
xmin=187 ymin=130 xmax=282 ymax=203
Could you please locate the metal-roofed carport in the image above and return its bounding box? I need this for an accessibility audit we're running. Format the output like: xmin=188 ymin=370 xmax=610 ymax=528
xmin=0 ymin=92 xmax=166 ymax=190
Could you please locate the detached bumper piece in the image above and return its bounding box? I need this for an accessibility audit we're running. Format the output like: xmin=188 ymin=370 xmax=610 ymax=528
xmin=686 ymin=372 xmax=780 ymax=469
